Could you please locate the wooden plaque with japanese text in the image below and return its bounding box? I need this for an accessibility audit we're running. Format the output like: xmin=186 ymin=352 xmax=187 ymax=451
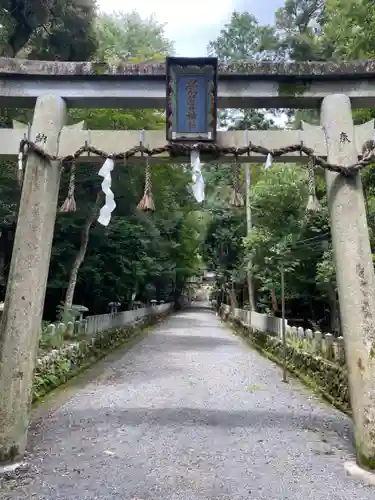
xmin=166 ymin=57 xmax=217 ymax=142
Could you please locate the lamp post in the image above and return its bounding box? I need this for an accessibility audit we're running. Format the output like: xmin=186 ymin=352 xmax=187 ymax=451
xmin=280 ymin=265 xmax=288 ymax=383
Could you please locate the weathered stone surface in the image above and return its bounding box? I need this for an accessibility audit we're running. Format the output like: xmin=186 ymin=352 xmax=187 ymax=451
xmin=0 ymin=95 xmax=67 ymax=465
xmin=65 ymin=321 xmax=74 ymax=339
xmin=1 ymin=57 xmax=375 ymax=78
xmin=3 ymin=60 xmax=375 ymax=109
xmin=322 ymin=94 xmax=375 ymax=468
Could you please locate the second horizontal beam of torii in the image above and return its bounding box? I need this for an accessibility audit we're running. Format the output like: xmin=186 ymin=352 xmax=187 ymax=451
xmin=9 ymin=119 xmax=375 ymax=165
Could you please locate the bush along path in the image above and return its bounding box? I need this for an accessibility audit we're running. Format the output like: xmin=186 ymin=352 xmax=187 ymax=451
xmin=32 ymin=307 xmax=172 ymax=402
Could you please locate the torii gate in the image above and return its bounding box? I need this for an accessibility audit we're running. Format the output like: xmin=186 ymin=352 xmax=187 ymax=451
xmin=0 ymin=56 xmax=375 ymax=474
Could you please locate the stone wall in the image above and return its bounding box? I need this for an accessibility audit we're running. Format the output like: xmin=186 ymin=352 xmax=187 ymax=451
xmin=220 ymin=305 xmax=350 ymax=413
xmin=33 ymin=303 xmax=173 ymax=402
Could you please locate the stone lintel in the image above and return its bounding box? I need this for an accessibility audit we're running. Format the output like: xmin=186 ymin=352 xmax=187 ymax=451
xmin=1 ymin=58 xmax=375 ymax=108
xmin=1 ymin=78 xmax=375 ymax=110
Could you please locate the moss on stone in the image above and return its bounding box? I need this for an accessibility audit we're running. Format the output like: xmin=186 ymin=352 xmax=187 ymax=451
xmin=0 ymin=444 xmax=19 ymax=465
xmin=278 ymin=81 xmax=311 ymax=96
xmin=358 ymin=451 xmax=375 ymax=471
xmin=89 ymin=62 xmax=109 ymax=76
xmin=3 ymin=56 xmax=375 ymax=78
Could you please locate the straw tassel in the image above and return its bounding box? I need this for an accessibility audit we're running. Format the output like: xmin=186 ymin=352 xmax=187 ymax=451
xmin=306 ymin=158 xmax=321 ymax=212
xmin=229 ymin=160 xmax=244 ymax=207
xmin=60 ymin=161 xmax=76 ymax=212
xmin=138 ymin=157 xmax=155 ymax=212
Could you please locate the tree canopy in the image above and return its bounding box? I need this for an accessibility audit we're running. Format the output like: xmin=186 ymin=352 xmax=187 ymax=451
xmin=0 ymin=8 xmax=202 ymax=320
xmin=0 ymin=0 xmax=98 ymax=59
xmin=203 ymin=0 xmax=375 ymax=333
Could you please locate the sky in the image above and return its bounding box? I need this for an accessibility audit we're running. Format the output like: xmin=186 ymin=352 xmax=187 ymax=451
xmin=98 ymin=0 xmax=284 ymax=57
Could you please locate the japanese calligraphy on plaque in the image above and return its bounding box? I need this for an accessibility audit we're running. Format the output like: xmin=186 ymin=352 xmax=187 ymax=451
xmin=166 ymin=57 xmax=218 ymax=142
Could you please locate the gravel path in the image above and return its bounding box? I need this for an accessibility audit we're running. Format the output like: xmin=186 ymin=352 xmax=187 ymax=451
xmin=1 ymin=308 xmax=374 ymax=499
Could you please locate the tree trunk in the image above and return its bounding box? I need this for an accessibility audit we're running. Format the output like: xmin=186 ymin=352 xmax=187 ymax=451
xmin=64 ymin=197 xmax=100 ymax=312
xmin=1 ymin=0 xmax=48 ymax=57
xmin=271 ymin=288 xmax=278 ymax=313
xmin=173 ymin=276 xmax=185 ymax=310
xmin=2 ymin=21 xmax=33 ymax=57
xmin=247 ymin=275 xmax=257 ymax=311
xmin=228 ymin=284 xmax=238 ymax=312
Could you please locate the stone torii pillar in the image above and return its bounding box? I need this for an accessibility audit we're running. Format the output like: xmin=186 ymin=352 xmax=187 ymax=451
xmin=0 ymin=95 xmax=67 ymax=464
xmin=308 ymin=94 xmax=375 ymax=471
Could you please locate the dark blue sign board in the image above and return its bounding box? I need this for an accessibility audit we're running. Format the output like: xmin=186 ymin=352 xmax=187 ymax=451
xmin=166 ymin=57 xmax=218 ymax=143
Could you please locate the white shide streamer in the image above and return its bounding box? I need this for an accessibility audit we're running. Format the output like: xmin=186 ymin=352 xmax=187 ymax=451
xmin=18 ymin=152 xmax=23 ymax=172
xmin=190 ymin=149 xmax=205 ymax=203
xmin=97 ymin=158 xmax=116 ymax=226
xmin=265 ymin=153 xmax=273 ymax=169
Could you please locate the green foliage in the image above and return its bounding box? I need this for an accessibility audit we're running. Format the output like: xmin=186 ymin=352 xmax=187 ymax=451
xmin=203 ymin=0 xmax=375 ymax=331
xmin=95 ymin=11 xmax=174 ymax=63
xmin=56 ymin=302 xmax=75 ymax=324
xmin=208 ymin=11 xmax=278 ymax=131
xmin=207 ymin=11 xmax=280 ymax=63
xmin=54 ymin=13 xmax=201 ymax=313
xmin=0 ymin=0 xmax=98 ymax=58
xmin=316 ymin=248 xmax=336 ymax=289
xmin=322 ymin=0 xmax=375 ymax=60
xmin=244 ymin=166 xmax=308 ymax=289
xmin=203 ymin=205 xmax=246 ymax=274
xmin=0 ymin=9 xmax=201 ymax=320
xmin=275 ymin=0 xmax=328 ymax=61
xmin=28 ymin=0 xmax=98 ymax=61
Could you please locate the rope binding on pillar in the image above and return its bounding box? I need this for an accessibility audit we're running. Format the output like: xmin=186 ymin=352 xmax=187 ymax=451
xmin=229 ymin=156 xmax=244 ymax=207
